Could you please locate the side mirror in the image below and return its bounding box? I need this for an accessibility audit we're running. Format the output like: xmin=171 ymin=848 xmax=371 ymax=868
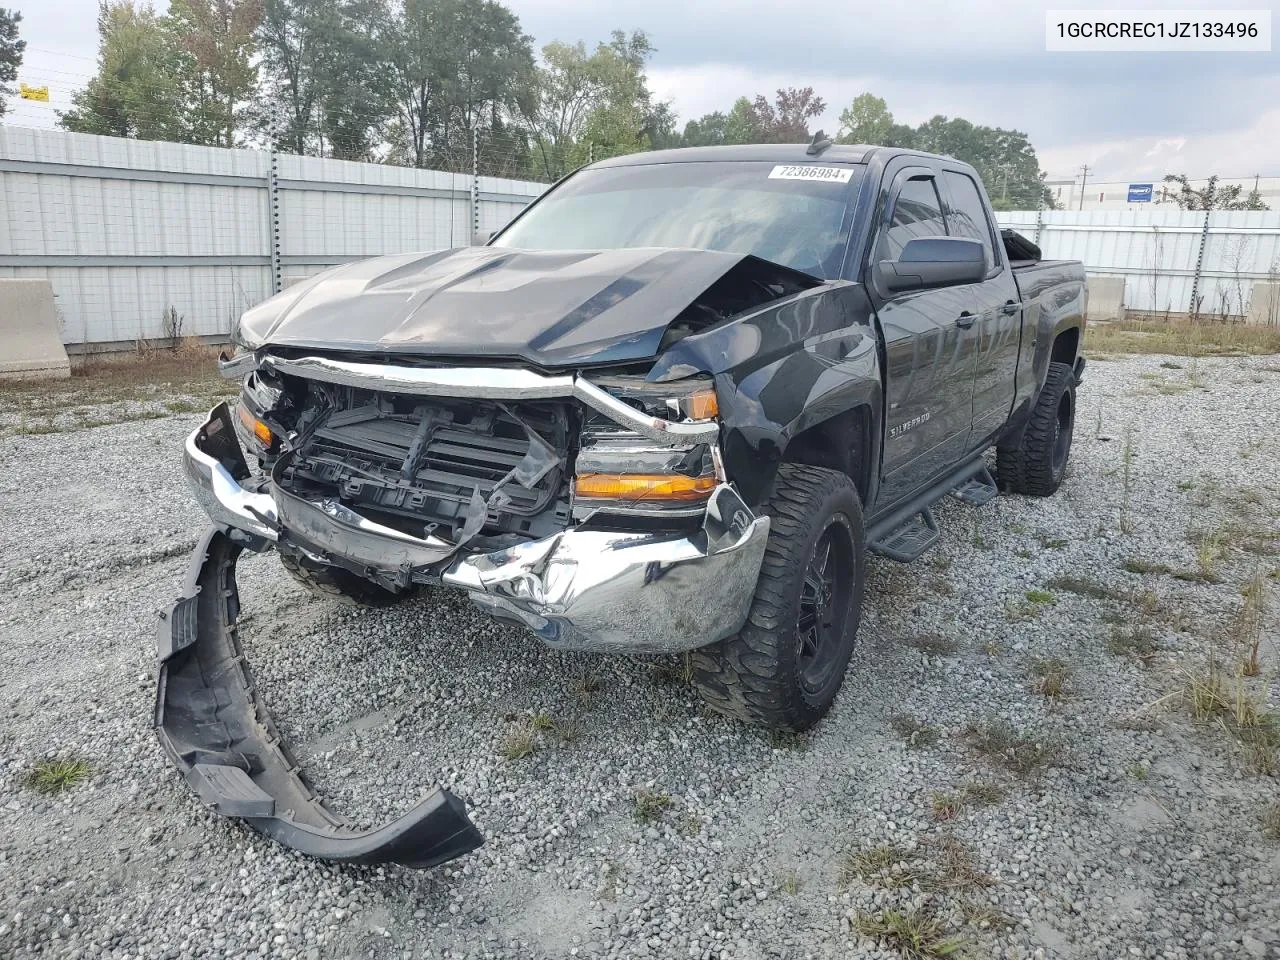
xmin=874 ymin=236 xmax=986 ymax=294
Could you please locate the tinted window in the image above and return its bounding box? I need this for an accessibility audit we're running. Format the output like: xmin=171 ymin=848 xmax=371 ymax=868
xmin=876 ymin=176 xmax=946 ymax=262
xmin=493 ymin=162 xmax=862 ymax=279
xmin=943 ymin=171 xmax=996 ymax=270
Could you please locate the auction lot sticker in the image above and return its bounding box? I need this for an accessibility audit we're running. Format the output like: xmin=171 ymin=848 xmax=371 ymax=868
xmin=769 ymin=165 xmax=854 ymax=183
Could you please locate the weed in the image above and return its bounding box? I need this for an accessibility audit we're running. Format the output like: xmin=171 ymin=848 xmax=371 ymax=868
xmin=24 ymin=757 xmax=92 ymax=795
xmin=839 ymin=843 xmax=920 ymax=888
xmin=498 ymin=724 xmax=537 ymax=761
xmin=1262 ymin=801 xmax=1280 ymax=841
xmin=1107 ymin=626 xmax=1159 ymax=662
xmin=573 ymin=670 xmax=605 ymax=704
xmin=1195 ymin=532 xmax=1226 ymax=581
xmin=1176 ymin=478 xmax=1196 ymax=492
xmin=1038 ymin=535 xmax=1068 ymax=549
xmin=926 ymin=835 xmax=994 ymax=893
xmin=890 ymin=714 xmax=941 ymax=749
xmin=1236 ymin=571 xmax=1266 ymax=677
xmin=1046 ymin=575 xmax=1124 ymax=601
xmin=964 ymin=721 xmax=1064 ymax=777
xmin=1160 ymin=360 xmax=1184 ymax=369
xmin=648 ymin=659 xmax=692 ymax=686
xmin=909 ymin=633 xmax=959 ymax=657
xmin=1024 ymin=589 xmax=1056 ymax=605
xmin=633 ymin=788 xmax=673 ymax=824
xmin=1182 ymin=664 xmax=1280 ymax=775
xmin=961 ymin=781 xmax=1005 ymax=806
xmin=960 ymin=902 xmax=1012 ymax=930
xmin=931 ymin=791 xmax=963 ymax=821
xmin=1127 ymin=762 xmax=1149 ymax=780
xmin=677 ymin=812 xmax=703 ymax=836
xmin=1030 ymin=658 xmax=1073 ymax=699
xmin=778 ymin=870 xmax=801 ymax=895
xmin=1120 ymin=426 xmax=1135 ymax=535
xmin=853 ymin=902 xmax=968 ymax=959
xmin=529 ymin=711 xmax=554 ymax=732
xmin=765 ymin=728 xmax=809 ymax=751
xmin=982 ymin=640 xmax=1002 ymax=657
xmin=1084 ymin=319 xmax=1280 ymax=358
xmin=551 ymin=717 xmax=583 ymax=744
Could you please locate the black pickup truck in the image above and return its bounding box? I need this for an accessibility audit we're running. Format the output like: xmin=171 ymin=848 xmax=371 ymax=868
xmin=159 ymin=142 xmax=1085 ymax=868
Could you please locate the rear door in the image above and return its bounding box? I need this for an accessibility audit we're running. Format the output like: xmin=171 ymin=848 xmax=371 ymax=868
xmin=938 ymin=168 xmax=1023 ymax=446
xmin=868 ymin=163 xmax=982 ymax=505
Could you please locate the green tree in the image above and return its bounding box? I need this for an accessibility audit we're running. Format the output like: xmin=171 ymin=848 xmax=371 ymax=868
xmin=681 ymin=110 xmax=727 ymax=147
xmin=914 ymin=114 xmax=1050 ymax=209
xmin=254 ymin=0 xmax=334 ymax=154
xmin=0 ymin=7 xmax=25 ymax=119
xmin=836 ymin=92 xmax=914 ymax=147
xmin=520 ymin=29 xmax=660 ymax=179
xmin=168 ymin=0 xmax=263 ymax=147
xmin=750 ymin=86 xmax=825 ymax=142
xmin=59 ymin=2 xmax=187 ymax=140
xmin=1162 ymin=174 xmax=1269 ymax=211
xmin=722 ymin=96 xmax=758 ymax=144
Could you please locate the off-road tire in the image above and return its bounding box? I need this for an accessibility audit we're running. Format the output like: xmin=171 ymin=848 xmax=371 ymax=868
xmin=996 ymin=361 xmax=1076 ymax=497
xmin=277 ymin=550 xmax=410 ymax=607
xmin=691 ymin=463 xmax=866 ymax=731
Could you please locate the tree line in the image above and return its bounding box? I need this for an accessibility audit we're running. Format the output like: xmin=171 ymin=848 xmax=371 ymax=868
xmin=9 ymin=0 xmax=1065 ymax=201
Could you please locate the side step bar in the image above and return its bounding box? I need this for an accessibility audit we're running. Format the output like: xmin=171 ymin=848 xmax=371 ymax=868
xmin=867 ymin=459 xmax=998 ymax=563
xmin=155 ymin=528 xmax=484 ymax=868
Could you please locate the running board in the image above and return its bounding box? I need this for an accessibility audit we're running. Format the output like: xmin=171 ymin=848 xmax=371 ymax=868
xmin=867 ymin=459 xmax=998 ymax=564
xmin=869 ymin=507 xmax=939 ymax=562
xmin=155 ymin=528 xmax=484 ymax=868
xmin=950 ymin=466 xmax=999 ymax=506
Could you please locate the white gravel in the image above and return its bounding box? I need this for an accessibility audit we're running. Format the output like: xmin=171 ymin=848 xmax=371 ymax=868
xmin=2 ymin=353 xmax=1279 ymax=960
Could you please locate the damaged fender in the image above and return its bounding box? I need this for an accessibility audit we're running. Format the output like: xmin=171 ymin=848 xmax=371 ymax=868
xmin=155 ymin=528 xmax=484 ymax=868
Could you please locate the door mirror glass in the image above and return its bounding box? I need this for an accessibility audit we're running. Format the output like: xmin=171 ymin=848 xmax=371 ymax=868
xmin=874 ymin=236 xmax=987 ymax=294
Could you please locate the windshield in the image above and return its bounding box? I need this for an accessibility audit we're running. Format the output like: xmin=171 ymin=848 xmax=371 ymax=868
xmin=492 ymin=161 xmax=862 ymax=279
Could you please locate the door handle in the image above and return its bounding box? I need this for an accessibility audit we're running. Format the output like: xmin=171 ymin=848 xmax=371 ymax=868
xmin=1001 ymin=300 xmax=1019 ymax=316
xmin=955 ymin=312 xmax=976 ymax=329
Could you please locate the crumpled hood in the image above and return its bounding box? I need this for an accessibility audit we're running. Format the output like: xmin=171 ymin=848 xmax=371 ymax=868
xmin=239 ymin=246 xmax=769 ymax=367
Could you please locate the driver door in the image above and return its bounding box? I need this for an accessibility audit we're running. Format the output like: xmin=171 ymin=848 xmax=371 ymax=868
xmin=869 ymin=167 xmax=982 ymax=505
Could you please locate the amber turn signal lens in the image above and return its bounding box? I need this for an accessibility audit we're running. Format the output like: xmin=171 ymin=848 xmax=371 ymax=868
xmin=236 ymin=403 xmax=274 ymax=448
xmin=575 ymin=473 xmax=717 ymax=502
xmin=680 ymin=389 xmax=718 ymax=421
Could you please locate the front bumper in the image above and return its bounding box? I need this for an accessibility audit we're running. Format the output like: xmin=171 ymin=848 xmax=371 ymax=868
xmin=184 ymin=403 xmax=770 ymax=654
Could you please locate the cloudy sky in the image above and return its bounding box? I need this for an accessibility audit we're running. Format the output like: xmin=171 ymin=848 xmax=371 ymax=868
xmin=9 ymin=0 xmax=1279 ymax=182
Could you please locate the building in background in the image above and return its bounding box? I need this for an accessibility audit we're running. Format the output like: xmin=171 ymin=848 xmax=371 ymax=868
xmin=1047 ymin=174 xmax=1279 ymax=211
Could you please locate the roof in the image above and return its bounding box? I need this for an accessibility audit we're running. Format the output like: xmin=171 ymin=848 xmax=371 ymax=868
xmin=591 ymin=144 xmax=880 ymax=168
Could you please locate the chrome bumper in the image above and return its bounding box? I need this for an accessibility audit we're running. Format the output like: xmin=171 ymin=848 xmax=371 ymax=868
xmin=182 ymin=405 xmax=770 ymax=654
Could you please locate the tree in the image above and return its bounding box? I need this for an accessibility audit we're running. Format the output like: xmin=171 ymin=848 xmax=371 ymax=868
xmin=836 ymin=92 xmax=914 ymax=147
xmin=0 ymin=7 xmax=25 ymax=119
xmin=520 ymin=29 xmax=660 ymax=179
xmin=681 ymin=110 xmax=727 ymax=147
xmin=60 ymin=2 xmax=187 ymax=140
xmin=914 ymin=114 xmax=1051 ymax=209
xmin=169 ymin=0 xmax=263 ymax=147
xmin=1162 ymin=174 xmax=1269 ymax=211
xmin=750 ymin=86 xmax=825 ymax=143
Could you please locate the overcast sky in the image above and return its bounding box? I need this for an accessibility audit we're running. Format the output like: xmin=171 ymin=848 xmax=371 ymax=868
xmin=9 ymin=0 xmax=1279 ymax=182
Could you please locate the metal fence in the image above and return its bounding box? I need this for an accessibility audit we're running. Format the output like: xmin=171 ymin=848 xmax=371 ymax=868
xmin=0 ymin=127 xmax=546 ymax=346
xmin=996 ymin=209 xmax=1280 ymax=320
xmin=5 ymin=126 xmax=1280 ymax=346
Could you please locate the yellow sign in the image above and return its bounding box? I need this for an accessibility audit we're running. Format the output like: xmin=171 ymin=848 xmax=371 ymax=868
xmin=19 ymin=83 xmax=50 ymax=102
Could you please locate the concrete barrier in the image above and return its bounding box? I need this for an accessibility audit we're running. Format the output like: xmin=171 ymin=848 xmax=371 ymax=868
xmin=1085 ymin=276 xmax=1126 ymax=323
xmin=0 ymin=279 xmax=71 ymax=380
xmin=1245 ymin=281 xmax=1280 ymax=326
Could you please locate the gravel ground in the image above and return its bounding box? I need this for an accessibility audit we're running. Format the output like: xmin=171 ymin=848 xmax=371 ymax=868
xmin=2 ymin=353 xmax=1279 ymax=960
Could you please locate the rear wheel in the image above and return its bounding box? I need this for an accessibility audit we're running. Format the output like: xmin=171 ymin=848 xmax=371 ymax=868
xmin=692 ymin=463 xmax=865 ymax=731
xmin=997 ymin=361 xmax=1076 ymax=497
xmin=277 ymin=550 xmax=410 ymax=607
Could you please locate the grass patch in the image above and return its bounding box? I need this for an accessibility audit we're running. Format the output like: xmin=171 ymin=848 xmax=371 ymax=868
xmin=573 ymin=670 xmax=606 ymax=704
xmin=930 ymin=782 xmax=1005 ymax=822
xmin=1262 ymin=802 xmax=1280 ymax=841
xmin=890 ymin=714 xmax=941 ymax=749
xmin=839 ymin=843 xmax=921 ymax=888
xmin=778 ymin=870 xmax=801 ymax=896
xmin=1024 ymin=589 xmax=1056 ymax=605
xmin=1236 ymin=571 xmax=1267 ymax=677
xmin=1106 ymin=625 xmax=1159 ymax=662
xmin=964 ymin=721 xmax=1064 ymax=777
xmin=1046 ymin=575 xmax=1126 ymax=602
xmin=498 ymin=723 xmax=538 ymax=761
xmin=1182 ymin=665 xmax=1280 ymax=775
xmin=25 ymin=757 xmax=92 ymax=795
xmin=853 ymin=902 xmax=968 ymax=959
xmin=1030 ymin=658 xmax=1073 ymax=699
xmin=909 ymin=633 xmax=960 ymax=657
xmin=1086 ymin=319 xmax=1280 ymax=357
xmin=633 ymin=788 xmax=673 ymax=824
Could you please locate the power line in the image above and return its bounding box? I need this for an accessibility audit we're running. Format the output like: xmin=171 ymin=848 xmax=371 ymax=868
xmin=1077 ymin=164 xmax=1090 ymax=211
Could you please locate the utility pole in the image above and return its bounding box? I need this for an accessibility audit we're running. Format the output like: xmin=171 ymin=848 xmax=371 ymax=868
xmin=1077 ymin=164 xmax=1091 ymax=211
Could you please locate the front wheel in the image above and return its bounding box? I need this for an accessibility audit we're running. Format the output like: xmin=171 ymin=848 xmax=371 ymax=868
xmin=692 ymin=463 xmax=866 ymax=731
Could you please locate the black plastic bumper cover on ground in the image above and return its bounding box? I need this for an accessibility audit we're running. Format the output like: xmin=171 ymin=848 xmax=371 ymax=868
xmin=154 ymin=528 xmax=484 ymax=868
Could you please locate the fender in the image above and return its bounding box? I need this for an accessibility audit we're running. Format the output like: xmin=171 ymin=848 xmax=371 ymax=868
xmin=649 ymin=283 xmax=884 ymax=508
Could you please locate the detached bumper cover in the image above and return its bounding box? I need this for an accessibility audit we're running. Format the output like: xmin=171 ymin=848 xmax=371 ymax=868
xmin=156 ymin=528 xmax=484 ymax=868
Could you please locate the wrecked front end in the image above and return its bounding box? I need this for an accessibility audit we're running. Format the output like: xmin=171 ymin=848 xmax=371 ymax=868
xmin=159 ymin=349 xmax=771 ymax=868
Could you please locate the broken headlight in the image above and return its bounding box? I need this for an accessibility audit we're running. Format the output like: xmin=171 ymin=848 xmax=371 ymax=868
xmin=573 ymin=376 xmax=720 ymax=517
xmin=232 ymin=372 xmax=284 ymax=457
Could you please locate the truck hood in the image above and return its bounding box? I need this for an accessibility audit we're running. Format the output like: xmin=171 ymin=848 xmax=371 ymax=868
xmin=239 ymin=246 xmax=820 ymax=367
